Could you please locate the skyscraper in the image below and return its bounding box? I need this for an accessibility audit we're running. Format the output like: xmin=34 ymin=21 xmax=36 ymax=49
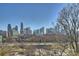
xmin=15 ymin=25 xmax=18 ymax=31
xmin=7 ymin=24 xmax=13 ymax=37
xmin=12 ymin=26 xmax=19 ymax=39
xmin=33 ymin=27 xmax=44 ymax=36
xmin=46 ymin=28 xmax=54 ymax=34
xmin=20 ymin=22 xmax=24 ymax=34
xmin=33 ymin=29 xmax=40 ymax=36
xmin=23 ymin=27 xmax=32 ymax=36
xmin=40 ymin=27 xmax=44 ymax=35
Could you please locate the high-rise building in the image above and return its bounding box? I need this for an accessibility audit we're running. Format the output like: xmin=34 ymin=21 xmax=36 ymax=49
xmin=46 ymin=28 xmax=54 ymax=34
xmin=33 ymin=29 xmax=40 ymax=36
xmin=0 ymin=30 xmax=6 ymax=37
xmin=33 ymin=27 xmax=44 ymax=36
xmin=40 ymin=27 xmax=44 ymax=35
xmin=0 ymin=30 xmax=6 ymax=42
xmin=15 ymin=25 xmax=18 ymax=31
xmin=20 ymin=22 xmax=24 ymax=34
xmin=23 ymin=27 xmax=32 ymax=36
xmin=7 ymin=24 xmax=13 ymax=37
xmin=12 ymin=26 xmax=19 ymax=38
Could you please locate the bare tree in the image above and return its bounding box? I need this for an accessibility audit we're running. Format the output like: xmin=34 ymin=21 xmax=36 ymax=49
xmin=57 ymin=4 xmax=79 ymax=53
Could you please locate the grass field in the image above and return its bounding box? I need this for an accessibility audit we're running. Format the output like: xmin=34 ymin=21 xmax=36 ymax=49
xmin=0 ymin=43 xmax=79 ymax=56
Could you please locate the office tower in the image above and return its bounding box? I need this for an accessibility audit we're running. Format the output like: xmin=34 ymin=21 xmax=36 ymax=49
xmin=24 ymin=27 xmax=32 ymax=36
xmin=33 ymin=27 xmax=44 ymax=36
xmin=40 ymin=27 xmax=44 ymax=35
xmin=33 ymin=29 xmax=40 ymax=36
xmin=0 ymin=30 xmax=6 ymax=43
xmin=15 ymin=25 xmax=18 ymax=31
xmin=20 ymin=22 xmax=24 ymax=34
xmin=0 ymin=30 xmax=6 ymax=37
xmin=0 ymin=30 xmax=3 ymax=35
xmin=46 ymin=28 xmax=54 ymax=34
xmin=12 ymin=26 xmax=19 ymax=39
xmin=7 ymin=24 xmax=13 ymax=37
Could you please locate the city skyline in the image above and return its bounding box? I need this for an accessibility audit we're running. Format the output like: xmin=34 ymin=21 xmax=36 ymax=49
xmin=0 ymin=3 xmax=65 ymax=31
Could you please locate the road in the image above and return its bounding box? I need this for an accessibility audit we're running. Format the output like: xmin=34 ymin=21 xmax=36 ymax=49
xmin=0 ymin=42 xmax=68 ymax=46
